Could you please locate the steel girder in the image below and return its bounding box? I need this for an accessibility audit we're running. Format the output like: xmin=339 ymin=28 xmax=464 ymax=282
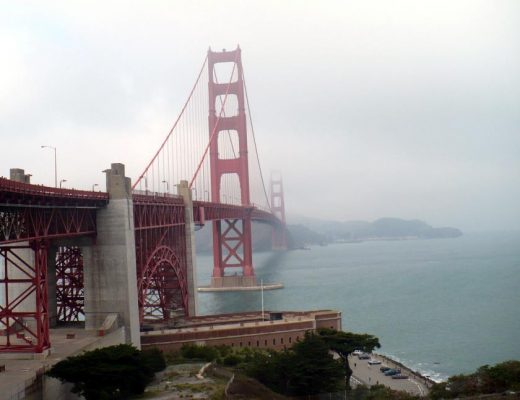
xmin=192 ymin=201 xmax=282 ymax=226
xmin=0 ymin=207 xmax=98 ymax=245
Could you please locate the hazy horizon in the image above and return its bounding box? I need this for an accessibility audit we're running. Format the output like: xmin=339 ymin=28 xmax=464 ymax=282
xmin=1 ymin=1 xmax=519 ymax=232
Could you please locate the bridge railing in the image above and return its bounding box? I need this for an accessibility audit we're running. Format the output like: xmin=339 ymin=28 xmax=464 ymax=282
xmin=132 ymin=190 xmax=184 ymax=205
xmin=0 ymin=177 xmax=108 ymax=202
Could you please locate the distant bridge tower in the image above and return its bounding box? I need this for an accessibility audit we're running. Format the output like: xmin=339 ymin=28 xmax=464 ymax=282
xmin=208 ymin=47 xmax=255 ymax=288
xmin=270 ymin=171 xmax=288 ymax=250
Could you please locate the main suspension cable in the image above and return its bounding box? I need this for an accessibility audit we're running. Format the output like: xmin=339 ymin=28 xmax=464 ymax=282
xmin=243 ymin=70 xmax=271 ymax=210
xmin=132 ymin=55 xmax=208 ymax=190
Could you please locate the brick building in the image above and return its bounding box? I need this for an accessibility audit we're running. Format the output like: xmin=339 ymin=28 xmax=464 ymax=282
xmin=141 ymin=310 xmax=342 ymax=352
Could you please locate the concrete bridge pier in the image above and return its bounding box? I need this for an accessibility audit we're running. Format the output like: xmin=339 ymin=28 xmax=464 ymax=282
xmin=83 ymin=163 xmax=140 ymax=348
xmin=178 ymin=180 xmax=199 ymax=317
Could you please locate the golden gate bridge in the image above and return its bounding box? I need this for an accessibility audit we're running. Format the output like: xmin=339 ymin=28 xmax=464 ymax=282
xmin=0 ymin=47 xmax=287 ymax=353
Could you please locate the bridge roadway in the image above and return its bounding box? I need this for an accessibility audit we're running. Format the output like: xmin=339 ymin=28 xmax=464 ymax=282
xmin=0 ymin=176 xmax=280 ymax=245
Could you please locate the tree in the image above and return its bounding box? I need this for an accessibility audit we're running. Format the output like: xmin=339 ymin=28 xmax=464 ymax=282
xmin=429 ymin=360 xmax=520 ymax=399
xmin=245 ymin=332 xmax=343 ymax=396
xmin=317 ymin=328 xmax=381 ymax=390
xmin=46 ymin=344 xmax=166 ymax=400
xmin=288 ymin=332 xmax=344 ymax=395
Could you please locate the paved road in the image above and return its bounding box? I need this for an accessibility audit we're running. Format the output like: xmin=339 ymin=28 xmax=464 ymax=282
xmin=350 ymin=354 xmax=430 ymax=397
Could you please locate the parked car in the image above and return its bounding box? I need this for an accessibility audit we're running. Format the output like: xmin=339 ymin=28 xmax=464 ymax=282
xmin=392 ymin=374 xmax=408 ymax=379
xmin=368 ymin=359 xmax=382 ymax=365
xmin=358 ymin=353 xmax=371 ymax=360
xmin=384 ymin=368 xmax=401 ymax=376
xmin=380 ymin=366 xmax=391 ymax=373
xmin=352 ymin=350 xmax=363 ymax=355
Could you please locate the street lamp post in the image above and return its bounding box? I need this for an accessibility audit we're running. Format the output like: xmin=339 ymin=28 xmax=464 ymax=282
xmin=92 ymin=183 xmax=99 ymax=191
xmin=161 ymin=180 xmax=169 ymax=193
xmin=59 ymin=179 xmax=67 ymax=188
xmin=41 ymin=145 xmax=57 ymax=187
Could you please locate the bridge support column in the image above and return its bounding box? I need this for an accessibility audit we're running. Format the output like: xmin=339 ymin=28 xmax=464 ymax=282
xmin=83 ymin=163 xmax=140 ymax=348
xmin=177 ymin=180 xmax=199 ymax=317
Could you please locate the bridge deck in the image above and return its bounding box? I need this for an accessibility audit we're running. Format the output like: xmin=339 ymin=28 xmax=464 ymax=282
xmin=0 ymin=178 xmax=108 ymax=207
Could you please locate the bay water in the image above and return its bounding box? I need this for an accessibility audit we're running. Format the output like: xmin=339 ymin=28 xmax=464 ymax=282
xmin=197 ymin=231 xmax=520 ymax=382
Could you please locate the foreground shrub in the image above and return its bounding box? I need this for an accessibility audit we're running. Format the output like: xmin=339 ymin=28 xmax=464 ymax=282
xmin=141 ymin=347 xmax=167 ymax=372
xmin=46 ymin=344 xmax=166 ymax=400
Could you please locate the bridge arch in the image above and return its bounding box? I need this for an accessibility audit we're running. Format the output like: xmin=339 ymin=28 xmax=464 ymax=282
xmin=138 ymin=245 xmax=188 ymax=323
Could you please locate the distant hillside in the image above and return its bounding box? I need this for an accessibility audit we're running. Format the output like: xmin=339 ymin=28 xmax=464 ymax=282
xmin=194 ymin=217 xmax=462 ymax=252
xmin=286 ymin=224 xmax=327 ymax=248
xmin=287 ymin=216 xmax=462 ymax=243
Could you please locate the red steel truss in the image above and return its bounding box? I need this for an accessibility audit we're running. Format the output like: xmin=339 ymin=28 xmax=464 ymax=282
xmin=0 ymin=180 xmax=106 ymax=352
xmin=208 ymin=48 xmax=255 ymax=279
xmin=133 ymin=195 xmax=188 ymax=322
xmin=0 ymin=178 xmax=107 ymax=245
xmin=0 ymin=242 xmax=50 ymax=353
xmin=0 ymin=207 xmax=99 ymax=245
xmin=56 ymin=246 xmax=84 ymax=322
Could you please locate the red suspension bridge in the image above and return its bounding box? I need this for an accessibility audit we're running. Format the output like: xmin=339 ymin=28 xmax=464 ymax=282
xmin=0 ymin=47 xmax=287 ymax=353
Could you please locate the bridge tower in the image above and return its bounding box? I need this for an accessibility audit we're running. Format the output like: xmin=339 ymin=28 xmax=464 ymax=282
xmin=270 ymin=172 xmax=288 ymax=250
xmin=208 ymin=47 xmax=255 ymax=288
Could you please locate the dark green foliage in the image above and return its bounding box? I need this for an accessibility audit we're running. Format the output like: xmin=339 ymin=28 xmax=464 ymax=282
xmin=222 ymin=353 xmax=241 ymax=366
xmin=354 ymin=384 xmax=420 ymax=399
xmin=429 ymin=360 xmax=520 ymax=399
xmin=141 ymin=347 xmax=167 ymax=372
xmin=317 ymin=328 xmax=381 ymax=390
xmin=177 ymin=344 xmax=259 ymax=367
xmin=180 ymin=344 xmax=220 ymax=361
xmin=46 ymin=344 xmax=166 ymax=400
xmin=478 ymin=360 xmax=520 ymax=393
xmin=245 ymin=332 xmax=344 ymax=396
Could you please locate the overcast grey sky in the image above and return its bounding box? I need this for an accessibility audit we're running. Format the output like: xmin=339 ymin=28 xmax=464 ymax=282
xmin=1 ymin=1 xmax=519 ymax=231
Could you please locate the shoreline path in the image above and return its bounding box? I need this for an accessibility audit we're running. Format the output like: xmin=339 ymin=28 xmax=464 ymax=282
xmin=350 ymin=353 xmax=432 ymax=397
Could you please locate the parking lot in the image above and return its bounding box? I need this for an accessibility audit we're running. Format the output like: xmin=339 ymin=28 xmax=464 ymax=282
xmin=350 ymin=353 xmax=430 ymax=396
